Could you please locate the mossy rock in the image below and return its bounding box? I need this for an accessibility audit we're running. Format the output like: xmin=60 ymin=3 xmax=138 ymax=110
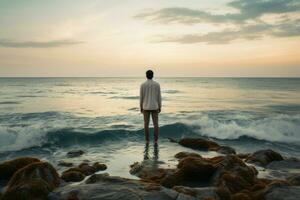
xmin=2 ymin=179 xmax=51 ymax=200
xmin=0 ymin=157 xmax=40 ymax=181
xmin=6 ymin=161 xmax=60 ymax=190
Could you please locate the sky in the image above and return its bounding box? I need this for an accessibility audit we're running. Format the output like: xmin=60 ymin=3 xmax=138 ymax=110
xmin=0 ymin=0 xmax=299 ymax=77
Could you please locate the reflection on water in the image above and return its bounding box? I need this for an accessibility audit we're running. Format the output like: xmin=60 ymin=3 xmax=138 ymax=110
xmin=143 ymin=142 xmax=160 ymax=169
xmin=144 ymin=143 xmax=159 ymax=161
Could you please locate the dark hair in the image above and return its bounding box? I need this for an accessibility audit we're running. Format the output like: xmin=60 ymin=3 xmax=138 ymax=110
xmin=146 ymin=70 xmax=154 ymax=79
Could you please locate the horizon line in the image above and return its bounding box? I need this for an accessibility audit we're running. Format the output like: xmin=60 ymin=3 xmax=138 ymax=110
xmin=0 ymin=76 xmax=300 ymax=78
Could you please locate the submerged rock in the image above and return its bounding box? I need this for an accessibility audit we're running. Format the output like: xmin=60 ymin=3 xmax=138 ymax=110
xmin=178 ymin=138 xmax=220 ymax=151
xmin=0 ymin=157 xmax=40 ymax=181
xmin=67 ymin=150 xmax=85 ymax=158
xmin=58 ymin=160 xmax=73 ymax=167
xmin=246 ymin=149 xmax=284 ymax=166
xmin=61 ymin=170 xmax=85 ymax=182
xmin=2 ymin=161 xmax=60 ymax=200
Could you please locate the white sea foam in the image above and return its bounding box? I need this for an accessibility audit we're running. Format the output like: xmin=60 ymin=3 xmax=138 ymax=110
xmin=185 ymin=114 xmax=300 ymax=143
xmin=0 ymin=126 xmax=46 ymax=152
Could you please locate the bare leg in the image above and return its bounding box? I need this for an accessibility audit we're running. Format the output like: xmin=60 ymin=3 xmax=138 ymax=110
xmin=143 ymin=111 xmax=150 ymax=142
xmin=151 ymin=111 xmax=159 ymax=143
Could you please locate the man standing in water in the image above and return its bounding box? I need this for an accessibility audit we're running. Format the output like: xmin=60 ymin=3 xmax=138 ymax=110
xmin=140 ymin=70 xmax=162 ymax=143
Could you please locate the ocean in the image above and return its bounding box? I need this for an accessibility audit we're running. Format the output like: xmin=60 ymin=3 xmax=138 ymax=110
xmin=0 ymin=77 xmax=300 ymax=178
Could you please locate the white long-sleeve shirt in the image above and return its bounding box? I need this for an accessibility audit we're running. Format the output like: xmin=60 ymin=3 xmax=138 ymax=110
xmin=140 ymin=79 xmax=162 ymax=110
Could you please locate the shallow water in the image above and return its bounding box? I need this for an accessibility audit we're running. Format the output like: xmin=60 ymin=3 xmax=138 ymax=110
xmin=0 ymin=77 xmax=300 ymax=177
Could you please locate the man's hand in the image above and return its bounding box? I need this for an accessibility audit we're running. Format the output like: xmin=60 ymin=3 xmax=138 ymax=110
xmin=158 ymin=108 xmax=161 ymax=113
xmin=140 ymin=108 xmax=144 ymax=113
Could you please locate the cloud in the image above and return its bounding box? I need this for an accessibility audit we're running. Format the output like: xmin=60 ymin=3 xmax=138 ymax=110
xmin=135 ymin=0 xmax=300 ymax=24
xmin=135 ymin=7 xmax=229 ymax=24
xmin=155 ymin=18 xmax=300 ymax=44
xmin=0 ymin=39 xmax=83 ymax=48
xmin=135 ymin=0 xmax=300 ymax=44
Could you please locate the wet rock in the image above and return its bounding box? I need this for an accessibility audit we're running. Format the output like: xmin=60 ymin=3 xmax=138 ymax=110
xmin=172 ymin=186 xmax=197 ymax=197
xmin=265 ymin=186 xmax=300 ymax=200
xmin=61 ymin=170 xmax=85 ymax=182
xmin=3 ymin=180 xmax=52 ymax=200
xmin=85 ymin=173 xmax=110 ymax=184
xmin=78 ymin=162 xmax=107 ymax=175
xmin=161 ymin=156 xmax=215 ymax=188
xmin=215 ymin=187 xmax=231 ymax=200
xmin=0 ymin=157 xmax=40 ymax=181
xmin=237 ymin=153 xmax=251 ymax=159
xmin=149 ymin=154 xmax=258 ymax=193
xmin=246 ymin=149 xmax=283 ymax=166
xmin=217 ymin=146 xmax=236 ymax=155
xmin=61 ymin=162 xmax=107 ymax=182
xmin=178 ymin=138 xmax=220 ymax=151
xmin=213 ymin=155 xmax=258 ymax=185
xmin=78 ymin=163 xmax=97 ymax=176
xmin=173 ymin=186 xmax=219 ymax=200
xmin=58 ymin=160 xmax=73 ymax=167
xmin=288 ymin=174 xmax=300 ymax=186
xmin=174 ymin=152 xmax=202 ymax=159
xmin=92 ymin=162 xmax=107 ymax=171
xmin=53 ymin=174 xmax=195 ymax=200
xmin=67 ymin=150 xmax=85 ymax=158
xmin=7 ymin=161 xmax=59 ymax=189
xmin=130 ymin=161 xmax=171 ymax=181
xmin=217 ymin=173 xmax=252 ymax=194
xmin=177 ymin=157 xmax=216 ymax=180
xmin=2 ymin=161 xmax=60 ymax=200
xmin=231 ymin=192 xmax=251 ymax=200
xmin=177 ymin=138 xmax=236 ymax=155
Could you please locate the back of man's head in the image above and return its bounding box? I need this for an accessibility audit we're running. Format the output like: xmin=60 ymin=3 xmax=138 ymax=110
xmin=146 ymin=70 xmax=154 ymax=79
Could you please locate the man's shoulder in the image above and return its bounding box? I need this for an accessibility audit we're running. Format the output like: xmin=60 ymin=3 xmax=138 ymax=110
xmin=153 ymin=80 xmax=160 ymax=86
xmin=141 ymin=81 xmax=147 ymax=87
xmin=141 ymin=80 xmax=160 ymax=87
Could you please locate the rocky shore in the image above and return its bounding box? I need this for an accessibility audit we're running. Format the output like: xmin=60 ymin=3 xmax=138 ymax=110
xmin=0 ymin=137 xmax=299 ymax=200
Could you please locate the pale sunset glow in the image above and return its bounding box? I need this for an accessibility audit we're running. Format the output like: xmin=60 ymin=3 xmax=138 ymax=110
xmin=0 ymin=0 xmax=299 ymax=77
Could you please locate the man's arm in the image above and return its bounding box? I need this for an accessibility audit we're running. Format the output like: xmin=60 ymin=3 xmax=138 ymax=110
xmin=158 ymin=84 xmax=162 ymax=113
xmin=140 ymin=84 xmax=143 ymax=113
